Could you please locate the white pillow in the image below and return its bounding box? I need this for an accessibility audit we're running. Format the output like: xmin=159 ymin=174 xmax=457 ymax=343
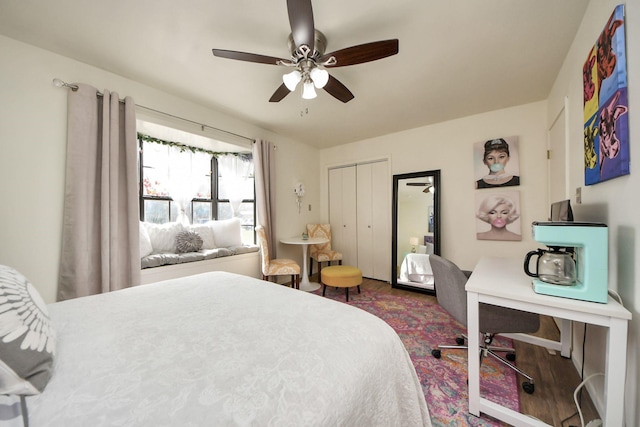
xmin=143 ymin=222 xmax=184 ymax=253
xmin=208 ymin=217 xmax=242 ymax=247
xmin=187 ymin=224 xmax=216 ymax=249
xmin=139 ymin=222 xmax=153 ymax=258
xmin=0 ymin=265 xmax=56 ymax=395
xmin=424 ymin=242 xmax=435 ymax=254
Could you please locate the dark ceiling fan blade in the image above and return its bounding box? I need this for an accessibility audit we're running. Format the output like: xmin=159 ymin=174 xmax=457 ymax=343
xmin=287 ymin=0 xmax=315 ymax=52
xmin=323 ymin=75 xmax=354 ymax=103
xmin=212 ymin=49 xmax=286 ymax=65
xmin=269 ymin=83 xmax=291 ymax=102
xmin=321 ymin=39 xmax=399 ymax=67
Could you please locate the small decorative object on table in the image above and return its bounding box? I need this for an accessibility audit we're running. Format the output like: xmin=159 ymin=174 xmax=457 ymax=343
xmin=302 ymin=232 xmax=309 ymax=240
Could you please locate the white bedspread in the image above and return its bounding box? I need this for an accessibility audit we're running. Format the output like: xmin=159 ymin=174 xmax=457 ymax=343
xmin=17 ymin=272 xmax=430 ymax=426
xmin=399 ymin=253 xmax=434 ymax=286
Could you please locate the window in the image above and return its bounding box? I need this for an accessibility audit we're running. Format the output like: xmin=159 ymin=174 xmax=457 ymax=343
xmin=138 ymin=125 xmax=255 ymax=243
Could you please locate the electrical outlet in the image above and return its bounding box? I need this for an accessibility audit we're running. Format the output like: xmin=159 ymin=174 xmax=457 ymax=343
xmin=576 ymin=187 xmax=582 ymax=204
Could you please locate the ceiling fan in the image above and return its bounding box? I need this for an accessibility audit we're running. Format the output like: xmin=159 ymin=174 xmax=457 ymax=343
xmin=212 ymin=0 xmax=399 ymax=103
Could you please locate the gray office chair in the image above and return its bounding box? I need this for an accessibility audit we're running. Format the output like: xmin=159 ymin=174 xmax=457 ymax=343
xmin=429 ymin=255 xmax=539 ymax=394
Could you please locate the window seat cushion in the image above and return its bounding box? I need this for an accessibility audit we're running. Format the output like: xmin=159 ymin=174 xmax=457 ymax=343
xmin=141 ymin=245 xmax=259 ymax=269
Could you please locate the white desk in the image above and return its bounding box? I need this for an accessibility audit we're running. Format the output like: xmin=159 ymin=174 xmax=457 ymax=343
xmin=466 ymin=257 xmax=631 ymax=427
xmin=280 ymin=236 xmax=328 ymax=292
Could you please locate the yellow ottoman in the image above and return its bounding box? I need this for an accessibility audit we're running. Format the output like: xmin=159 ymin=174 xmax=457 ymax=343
xmin=321 ymin=265 xmax=362 ymax=302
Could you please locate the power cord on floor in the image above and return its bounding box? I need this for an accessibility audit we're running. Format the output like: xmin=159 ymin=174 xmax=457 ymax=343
xmin=561 ymin=287 xmax=626 ymax=427
xmin=572 ymin=373 xmax=604 ymax=427
xmin=561 ymin=323 xmax=587 ymax=427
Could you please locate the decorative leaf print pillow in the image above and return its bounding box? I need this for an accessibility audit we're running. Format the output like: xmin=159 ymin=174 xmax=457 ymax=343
xmin=0 ymin=265 xmax=56 ymax=395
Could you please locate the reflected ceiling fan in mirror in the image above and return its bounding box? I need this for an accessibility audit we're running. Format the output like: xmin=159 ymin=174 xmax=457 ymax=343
xmin=406 ymin=180 xmax=435 ymax=193
xmin=212 ymin=0 xmax=399 ymax=103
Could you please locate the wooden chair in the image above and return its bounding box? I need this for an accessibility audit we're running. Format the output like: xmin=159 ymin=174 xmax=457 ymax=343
xmin=306 ymin=224 xmax=343 ymax=278
xmin=255 ymin=226 xmax=300 ymax=289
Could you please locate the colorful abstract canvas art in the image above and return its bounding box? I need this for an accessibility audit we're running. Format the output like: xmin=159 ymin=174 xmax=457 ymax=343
xmin=583 ymin=4 xmax=630 ymax=185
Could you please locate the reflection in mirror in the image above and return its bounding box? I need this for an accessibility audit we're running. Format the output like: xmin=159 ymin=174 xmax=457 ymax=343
xmin=391 ymin=170 xmax=441 ymax=293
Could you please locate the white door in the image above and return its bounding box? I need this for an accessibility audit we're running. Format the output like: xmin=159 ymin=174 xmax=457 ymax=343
xmin=370 ymin=161 xmax=390 ymax=281
xmin=356 ymin=161 xmax=390 ymax=281
xmin=329 ymin=166 xmax=357 ymax=266
xmin=356 ymin=164 xmax=374 ymax=278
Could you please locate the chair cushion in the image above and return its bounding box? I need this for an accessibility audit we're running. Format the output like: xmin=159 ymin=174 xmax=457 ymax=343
xmin=313 ymin=250 xmax=343 ymax=262
xmin=321 ymin=266 xmax=362 ymax=288
xmin=265 ymin=259 xmax=300 ymax=275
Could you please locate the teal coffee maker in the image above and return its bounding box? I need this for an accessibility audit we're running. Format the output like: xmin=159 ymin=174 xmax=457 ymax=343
xmin=524 ymin=222 xmax=608 ymax=303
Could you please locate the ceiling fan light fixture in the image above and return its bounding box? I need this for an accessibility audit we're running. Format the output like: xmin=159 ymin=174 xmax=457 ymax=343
xmin=310 ymin=67 xmax=329 ymax=88
xmin=283 ymin=70 xmax=302 ymax=91
xmin=302 ymin=80 xmax=317 ymax=99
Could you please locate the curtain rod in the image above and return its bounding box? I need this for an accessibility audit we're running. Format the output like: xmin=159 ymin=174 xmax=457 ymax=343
xmin=52 ymin=78 xmax=255 ymax=143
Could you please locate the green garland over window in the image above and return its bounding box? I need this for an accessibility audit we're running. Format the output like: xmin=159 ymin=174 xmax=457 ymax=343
xmin=137 ymin=132 xmax=252 ymax=161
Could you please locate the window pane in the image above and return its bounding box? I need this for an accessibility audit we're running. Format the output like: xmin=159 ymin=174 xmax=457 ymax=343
xmin=144 ymin=200 xmax=170 ymax=223
xmin=238 ymin=202 xmax=255 ymax=244
xmin=192 ymin=152 xmax=212 ymax=199
xmin=142 ymin=142 xmax=170 ymax=197
xmin=193 ymin=201 xmax=212 ymax=224
xmin=218 ymin=176 xmax=254 ymax=200
xmin=217 ymin=202 xmax=233 ymax=220
xmin=217 ymin=202 xmax=254 ymax=222
xmin=170 ymin=202 xmax=191 ymax=223
xmin=236 ymin=203 xmax=255 ymax=227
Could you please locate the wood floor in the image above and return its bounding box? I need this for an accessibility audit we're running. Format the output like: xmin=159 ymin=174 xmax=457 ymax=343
xmin=332 ymin=276 xmax=601 ymax=427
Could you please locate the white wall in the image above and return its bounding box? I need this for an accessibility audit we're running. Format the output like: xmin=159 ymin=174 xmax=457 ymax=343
xmin=320 ymin=0 xmax=640 ymax=423
xmin=0 ymin=35 xmax=321 ymax=302
xmin=320 ymin=101 xmax=550 ymax=271
xmin=548 ymin=1 xmax=639 ymax=424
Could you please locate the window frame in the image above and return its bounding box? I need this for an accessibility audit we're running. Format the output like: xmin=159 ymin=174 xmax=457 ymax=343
xmin=138 ymin=134 xmax=256 ymax=241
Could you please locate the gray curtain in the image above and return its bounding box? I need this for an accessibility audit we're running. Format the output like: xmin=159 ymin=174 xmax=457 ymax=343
xmin=252 ymin=139 xmax=277 ymax=256
xmin=58 ymin=84 xmax=140 ymax=301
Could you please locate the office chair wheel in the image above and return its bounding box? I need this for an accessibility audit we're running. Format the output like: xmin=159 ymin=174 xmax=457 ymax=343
xmin=522 ymin=382 xmax=535 ymax=394
xmin=455 ymin=337 xmax=465 ymax=345
xmin=506 ymin=352 xmax=516 ymax=362
xmin=431 ymin=349 xmax=442 ymax=359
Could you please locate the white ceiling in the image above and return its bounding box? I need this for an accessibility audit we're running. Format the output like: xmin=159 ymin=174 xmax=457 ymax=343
xmin=0 ymin=0 xmax=589 ymax=149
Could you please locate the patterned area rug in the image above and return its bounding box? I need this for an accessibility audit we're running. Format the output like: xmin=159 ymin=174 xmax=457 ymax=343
xmin=316 ymin=286 xmax=519 ymax=426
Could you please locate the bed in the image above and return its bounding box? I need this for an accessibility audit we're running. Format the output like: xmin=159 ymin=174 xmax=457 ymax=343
xmin=2 ymin=270 xmax=430 ymax=426
xmin=399 ymin=253 xmax=435 ymax=291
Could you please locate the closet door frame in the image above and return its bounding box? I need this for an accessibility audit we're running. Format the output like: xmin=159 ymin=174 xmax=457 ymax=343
xmin=327 ymin=158 xmax=391 ymax=282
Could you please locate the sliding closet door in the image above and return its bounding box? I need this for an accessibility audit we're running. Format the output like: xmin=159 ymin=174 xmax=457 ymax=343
xmin=356 ymin=164 xmax=374 ymax=277
xmin=329 ymin=166 xmax=357 ymax=266
xmin=370 ymin=161 xmax=390 ymax=281
xmin=357 ymin=161 xmax=390 ymax=281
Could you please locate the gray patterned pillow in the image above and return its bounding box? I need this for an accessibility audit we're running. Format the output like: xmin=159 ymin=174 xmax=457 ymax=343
xmin=175 ymin=230 xmax=203 ymax=253
xmin=0 ymin=265 xmax=56 ymax=395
